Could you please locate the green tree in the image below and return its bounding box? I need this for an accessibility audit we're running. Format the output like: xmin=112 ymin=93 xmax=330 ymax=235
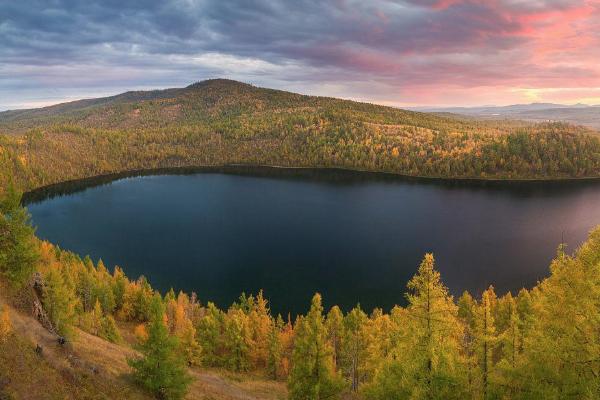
xmin=342 ymin=305 xmax=369 ymax=392
xmin=100 ymin=314 xmax=122 ymax=343
xmin=42 ymin=267 xmax=77 ymax=338
xmin=367 ymin=254 xmax=467 ymax=400
xmin=223 ymin=308 xmax=251 ymax=372
xmin=0 ymin=184 xmax=39 ymax=286
xmin=494 ymin=293 xmax=521 ymax=398
xmin=128 ymin=294 xmax=191 ymax=400
xmin=288 ymin=293 xmax=344 ymax=400
xmin=325 ymin=305 xmax=344 ymax=370
xmin=196 ymin=302 xmax=224 ymax=367
xmin=267 ymin=317 xmax=283 ymax=380
xmin=517 ymin=233 xmax=600 ymax=399
xmin=474 ymin=287 xmax=497 ymax=399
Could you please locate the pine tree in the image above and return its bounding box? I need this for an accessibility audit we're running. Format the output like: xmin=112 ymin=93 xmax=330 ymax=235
xmin=128 ymin=294 xmax=191 ymax=400
xmin=0 ymin=183 xmax=39 ymax=286
xmin=288 ymin=293 xmax=345 ymax=400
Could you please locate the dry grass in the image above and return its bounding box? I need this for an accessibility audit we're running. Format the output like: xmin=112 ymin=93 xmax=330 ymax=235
xmin=0 ymin=289 xmax=286 ymax=400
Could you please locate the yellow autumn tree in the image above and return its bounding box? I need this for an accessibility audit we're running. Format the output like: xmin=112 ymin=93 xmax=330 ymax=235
xmin=366 ymin=254 xmax=467 ymax=400
xmin=0 ymin=307 xmax=11 ymax=343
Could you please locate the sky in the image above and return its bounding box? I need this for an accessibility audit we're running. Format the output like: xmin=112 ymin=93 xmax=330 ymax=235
xmin=1 ymin=0 xmax=600 ymax=111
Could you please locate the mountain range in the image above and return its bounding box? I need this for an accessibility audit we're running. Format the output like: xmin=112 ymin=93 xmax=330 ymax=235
xmin=414 ymin=103 xmax=600 ymax=129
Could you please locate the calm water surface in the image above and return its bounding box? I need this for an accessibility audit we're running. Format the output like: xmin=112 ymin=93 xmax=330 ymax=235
xmin=25 ymin=169 xmax=600 ymax=315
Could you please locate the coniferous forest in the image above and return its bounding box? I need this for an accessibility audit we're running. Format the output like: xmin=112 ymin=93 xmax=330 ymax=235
xmin=2 ymin=181 xmax=600 ymax=399
xmin=2 ymin=80 xmax=600 ymax=193
xmin=4 ymin=0 xmax=600 ymax=397
xmin=1 ymin=81 xmax=600 ymax=399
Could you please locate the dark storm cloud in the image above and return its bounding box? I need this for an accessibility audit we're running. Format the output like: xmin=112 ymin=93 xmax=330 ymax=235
xmin=0 ymin=0 xmax=598 ymax=109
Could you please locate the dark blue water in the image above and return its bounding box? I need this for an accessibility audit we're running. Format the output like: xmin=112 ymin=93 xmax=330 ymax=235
xmin=25 ymin=169 xmax=600 ymax=315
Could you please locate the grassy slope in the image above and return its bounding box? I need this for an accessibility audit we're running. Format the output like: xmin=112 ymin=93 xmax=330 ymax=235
xmin=1 ymin=79 xmax=599 ymax=193
xmin=0 ymin=282 xmax=287 ymax=400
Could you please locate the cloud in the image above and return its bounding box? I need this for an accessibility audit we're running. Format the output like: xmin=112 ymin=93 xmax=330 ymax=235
xmin=0 ymin=0 xmax=599 ymax=109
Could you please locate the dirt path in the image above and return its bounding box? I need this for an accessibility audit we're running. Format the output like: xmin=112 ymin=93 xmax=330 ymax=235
xmin=1 ymin=296 xmax=286 ymax=400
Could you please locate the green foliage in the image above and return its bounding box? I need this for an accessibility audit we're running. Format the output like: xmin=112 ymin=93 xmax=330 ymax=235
xmin=100 ymin=315 xmax=121 ymax=343
xmin=473 ymin=287 xmax=498 ymax=399
xmin=3 ymin=102 xmax=600 ymax=399
xmin=513 ymin=231 xmax=600 ymax=399
xmin=267 ymin=318 xmax=283 ymax=380
xmin=7 ymin=222 xmax=600 ymax=399
xmin=223 ymin=307 xmax=251 ymax=372
xmin=0 ymin=184 xmax=39 ymax=285
xmin=2 ymin=80 xmax=600 ymax=194
xmin=288 ymin=293 xmax=345 ymax=400
xmin=128 ymin=295 xmax=191 ymax=400
xmin=195 ymin=302 xmax=225 ymax=367
xmin=341 ymin=305 xmax=369 ymax=392
xmin=42 ymin=267 xmax=77 ymax=338
xmin=366 ymin=254 xmax=467 ymax=400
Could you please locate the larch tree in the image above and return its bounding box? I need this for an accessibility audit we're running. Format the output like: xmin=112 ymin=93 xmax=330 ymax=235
xmin=223 ymin=307 xmax=251 ymax=372
xmin=457 ymin=291 xmax=477 ymax=395
xmin=518 ymin=232 xmax=600 ymax=399
xmin=342 ymin=305 xmax=369 ymax=392
xmin=196 ymin=302 xmax=225 ymax=367
xmin=474 ymin=286 xmax=497 ymax=399
xmin=128 ymin=294 xmax=191 ymax=400
xmin=42 ymin=267 xmax=77 ymax=338
xmin=248 ymin=290 xmax=272 ymax=369
xmin=494 ymin=293 xmax=521 ymax=398
xmin=325 ymin=305 xmax=344 ymax=370
xmin=367 ymin=254 xmax=467 ymax=400
xmin=288 ymin=293 xmax=345 ymax=400
xmin=0 ymin=183 xmax=39 ymax=286
xmin=267 ymin=316 xmax=283 ymax=380
xmin=0 ymin=306 xmax=11 ymax=343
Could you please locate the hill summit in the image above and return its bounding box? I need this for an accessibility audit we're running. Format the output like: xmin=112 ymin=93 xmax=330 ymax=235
xmin=0 ymin=79 xmax=599 ymax=192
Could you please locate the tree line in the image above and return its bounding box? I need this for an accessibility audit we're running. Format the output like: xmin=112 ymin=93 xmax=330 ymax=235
xmin=2 ymin=79 xmax=600 ymax=193
xmin=1 ymin=186 xmax=600 ymax=399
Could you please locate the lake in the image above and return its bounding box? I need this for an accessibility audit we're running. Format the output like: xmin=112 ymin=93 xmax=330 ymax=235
xmin=24 ymin=168 xmax=600 ymax=316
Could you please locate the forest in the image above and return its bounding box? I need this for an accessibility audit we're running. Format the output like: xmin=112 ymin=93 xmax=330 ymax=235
xmin=1 ymin=183 xmax=600 ymax=399
xmin=1 ymin=80 xmax=600 ymax=399
xmin=1 ymin=79 xmax=600 ymax=193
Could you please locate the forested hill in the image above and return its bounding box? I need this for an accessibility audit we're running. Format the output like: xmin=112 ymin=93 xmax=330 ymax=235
xmin=1 ymin=79 xmax=600 ymax=191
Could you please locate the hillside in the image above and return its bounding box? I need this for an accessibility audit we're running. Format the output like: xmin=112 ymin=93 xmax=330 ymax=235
xmin=419 ymin=103 xmax=600 ymax=129
xmin=2 ymin=189 xmax=600 ymax=400
xmin=0 ymin=282 xmax=287 ymax=400
xmin=1 ymin=79 xmax=600 ymax=192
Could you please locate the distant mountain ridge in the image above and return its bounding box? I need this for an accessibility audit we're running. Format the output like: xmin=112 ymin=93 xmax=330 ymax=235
xmin=413 ymin=103 xmax=600 ymax=128
xmin=1 ymin=79 xmax=600 ymax=190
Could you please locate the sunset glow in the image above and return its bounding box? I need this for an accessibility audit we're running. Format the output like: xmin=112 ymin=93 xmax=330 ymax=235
xmin=1 ymin=0 xmax=599 ymax=109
